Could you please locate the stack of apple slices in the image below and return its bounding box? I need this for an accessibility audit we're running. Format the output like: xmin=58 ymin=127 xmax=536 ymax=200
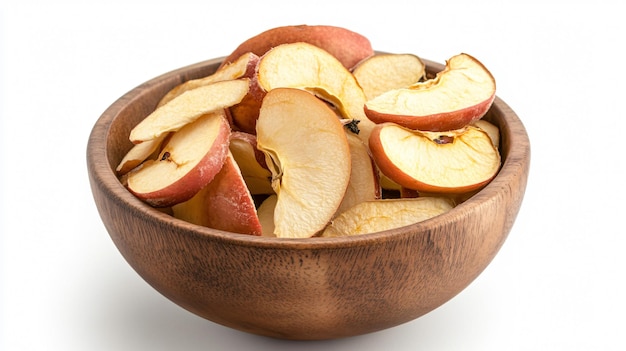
xmin=116 ymin=25 xmax=502 ymax=238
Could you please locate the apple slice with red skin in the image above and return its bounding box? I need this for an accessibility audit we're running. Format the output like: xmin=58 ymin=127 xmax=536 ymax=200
xmin=126 ymin=111 xmax=231 ymax=207
xmin=158 ymin=52 xmax=259 ymax=107
xmin=369 ymin=123 xmax=501 ymax=194
xmin=229 ymin=76 xmax=266 ymax=134
xmin=129 ymin=78 xmax=249 ymax=143
xmin=171 ymin=151 xmax=263 ymax=236
xmin=256 ymin=88 xmax=352 ymax=238
xmin=159 ymin=52 xmax=264 ymax=134
xmin=352 ymin=53 xmax=426 ymax=100
xmin=116 ymin=132 xmax=169 ymax=176
xmin=321 ymin=197 xmax=454 ymax=237
xmin=256 ymin=42 xmax=376 ymax=145
xmin=365 ymin=53 xmax=496 ymax=132
xmin=229 ymin=131 xmax=274 ymax=195
xmin=219 ymin=24 xmax=374 ymax=70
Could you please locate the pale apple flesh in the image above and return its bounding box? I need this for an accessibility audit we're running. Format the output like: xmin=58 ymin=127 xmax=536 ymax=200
xmin=321 ymin=197 xmax=454 ymax=237
xmin=335 ymin=132 xmax=381 ymax=216
xmin=352 ymin=53 xmax=426 ymax=100
xmin=229 ymin=131 xmax=274 ymax=195
xmin=257 ymin=194 xmax=277 ymax=237
xmin=472 ymin=119 xmax=500 ymax=149
xmin=171 ymin=151 xmax=263 ymax=236
xmin=256 ymin=42 xmax=376 ymax=145
xmin=116 ymin=132 xmax=169 ymax=175
xmin=129 ymin=78 xmax=249 ymax=143
xmin=364 ymin=53 xmax=496 ymax=132
xmin=256 ymin=88 xmax=351 ymax=238
xmin=126 ymin=111 xmax=231 ymax=207
xmin=369 ymin=123 xmax=501 ymax=194
xmin=158 ymin=52 xmax=259 ymax=107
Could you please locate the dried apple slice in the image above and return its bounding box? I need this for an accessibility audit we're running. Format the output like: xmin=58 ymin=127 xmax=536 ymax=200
xmin=229 ymin=79 xmax=266 ymax=134
xmin=256 ymin=42 xmax=376 ymax=144
xmin=220 ymin=24 xmax=374 ymax=70
xmin=256 ymin=88 xmax=351 ymax=238
xmin=472 ymin=119 xmax=500 ymax=149
xmin=129 ymin=78 xmax=249 ymax=143
xmin=257 ymin=194 xmax=278 ymax=237
xmin=126 ymin=111 xmax=231 ymax=207
xmin=352 ymin=53 xmax=426 ymax=100
xmin=229 ymin=131 xmax=273 ymax=195
xmin=116 ymin=132 xmax=169 ymax=175
xmin=321 ymin=197 xmax=454 ymax=237
xmin=171 ymin=151 xmax=263 ymax=236
xmin=336 ymin=133 xmax=381 ymax=216
xmin=369 ymin=123 xmax=501 ymax=194
xmin=158 ymin=52 xmax=259 ymax=107
xmin=365 ymin=53 xmax=496 ymax=132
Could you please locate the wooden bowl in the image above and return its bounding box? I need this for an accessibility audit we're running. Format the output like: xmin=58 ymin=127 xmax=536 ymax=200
xmin=86 ymin=56 xmax=530 ymax=340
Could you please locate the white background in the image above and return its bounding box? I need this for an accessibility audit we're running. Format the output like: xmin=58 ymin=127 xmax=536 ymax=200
xmin=1 ymin=1 xmax=624 ymax=350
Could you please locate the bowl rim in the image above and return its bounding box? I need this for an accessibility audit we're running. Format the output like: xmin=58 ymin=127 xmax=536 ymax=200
xmin=87 ymin=56 xmax=530 ymax=250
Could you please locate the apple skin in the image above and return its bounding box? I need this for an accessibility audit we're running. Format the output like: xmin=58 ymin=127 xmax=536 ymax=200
xmin=155 ymin=52 xmax=261 ymax=133
xmin=126 ymin=112 xmax=231 ymax=207
xmin=366 ymin=97 xmax=497 ymax=132
xmin=129 ymin=79 xmax=249 ymax=143
xmin=158 ymin=52 xmax=259 ymax=108
xmin=220 ymin=25 xmax=374 ymax=70
xmin=368 ymin=123 xmax=501 ymax=195
xmin=400 ymin=187 xmax=420 ymax=198
xmin=116 ymin=132 xmax=168 ymax=176
xmin=171 ymin=151 xmax=263 ymax=236
xmin=364 ymin=53 xmax=496 ymax=132
xmin=229 ymin=131 xmax=268 ymax=169
xmin=229 ymin=131 xmax=274 ymax=195
xmin=230 ymin=76 xmax=266 ymax=134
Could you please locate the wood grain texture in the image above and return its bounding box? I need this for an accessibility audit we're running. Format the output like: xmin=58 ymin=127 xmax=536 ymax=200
xmin=86 ymin=57 xmax=530 ymax=340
